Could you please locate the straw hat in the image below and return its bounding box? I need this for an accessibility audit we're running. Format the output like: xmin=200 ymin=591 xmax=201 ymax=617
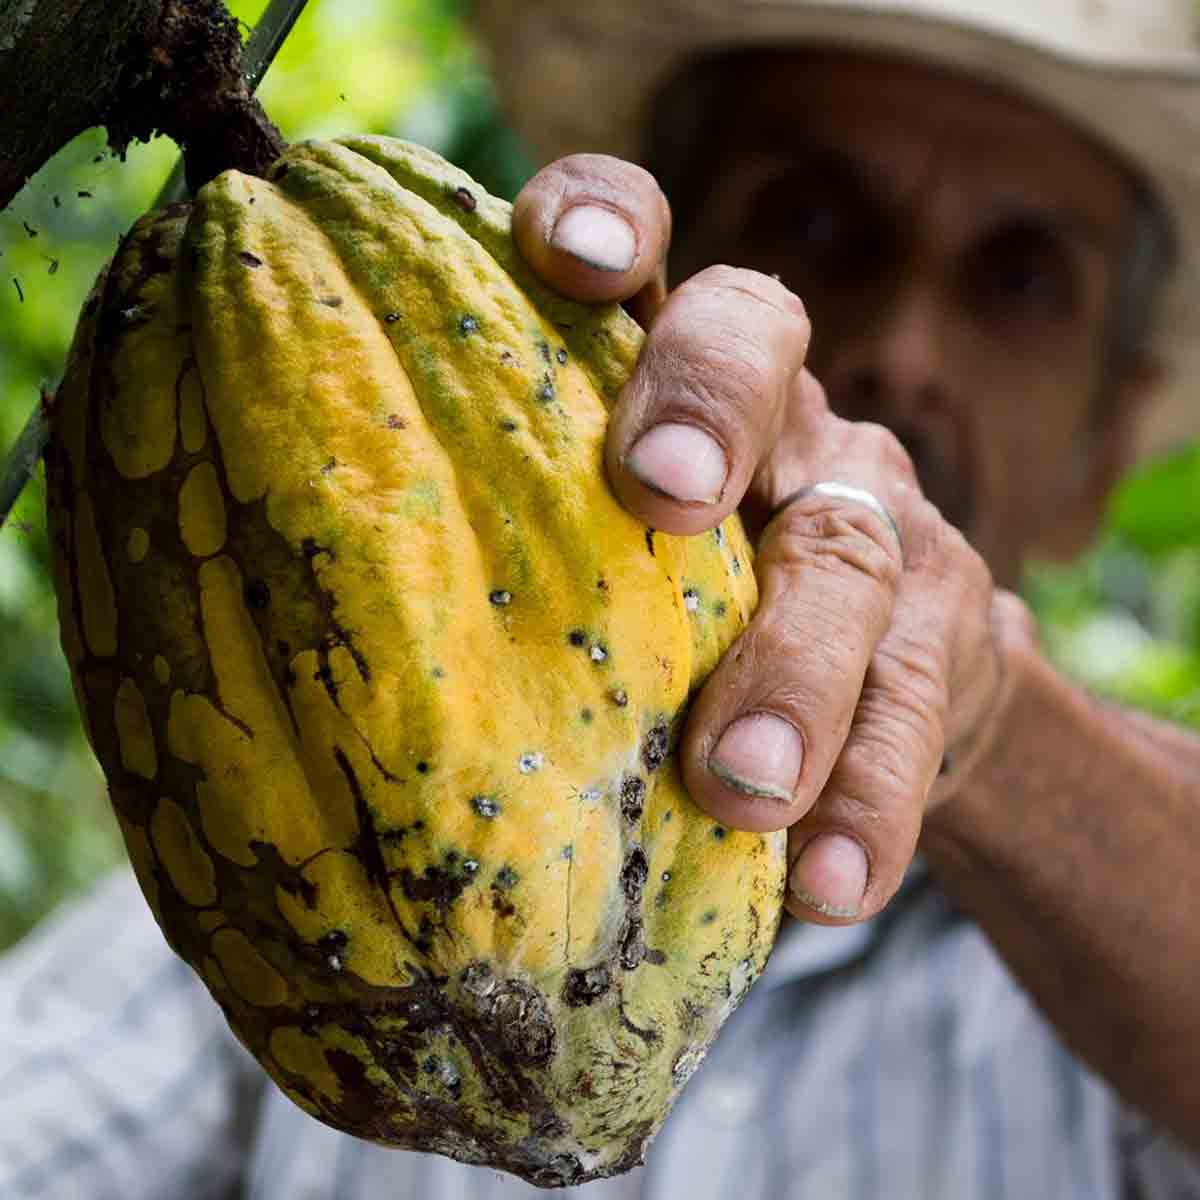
xmin=474 ymin=0 xmax=1200 ymax=463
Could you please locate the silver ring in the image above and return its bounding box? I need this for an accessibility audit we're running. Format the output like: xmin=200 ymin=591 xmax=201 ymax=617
xmin=773 ymin=481 xmax=903 ymax=556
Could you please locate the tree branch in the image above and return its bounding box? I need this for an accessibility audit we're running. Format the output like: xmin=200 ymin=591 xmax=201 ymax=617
xmin=0 ymin=0 xmax=284 ymax=214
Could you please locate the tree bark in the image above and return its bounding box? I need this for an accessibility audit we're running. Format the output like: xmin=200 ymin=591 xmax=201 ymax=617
xmin=0 ymin=0 xmax=283 ymax=213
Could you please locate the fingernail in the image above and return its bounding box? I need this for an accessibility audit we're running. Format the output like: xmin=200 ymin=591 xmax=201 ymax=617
xmin=708 ymin=713 xmax=802 ymax=802
xmin=550 ymin=205 xmax=636 ymax=273
xmin=789 ymin=834 xmax=869 ymax=919
xmin=626 ymin=423 xmax=728 ymax=504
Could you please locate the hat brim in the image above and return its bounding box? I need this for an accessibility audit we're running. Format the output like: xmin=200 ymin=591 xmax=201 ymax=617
xmin=476 ymin=1 xmax=1200 ymax=464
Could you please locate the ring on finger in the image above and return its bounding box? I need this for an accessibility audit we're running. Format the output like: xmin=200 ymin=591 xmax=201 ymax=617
xmin=772 ymin=481 xmax=904 ymax=558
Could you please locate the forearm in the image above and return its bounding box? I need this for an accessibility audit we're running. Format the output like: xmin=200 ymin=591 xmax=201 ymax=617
xmin=921 ymin=631 xmax=1200 ymax=1147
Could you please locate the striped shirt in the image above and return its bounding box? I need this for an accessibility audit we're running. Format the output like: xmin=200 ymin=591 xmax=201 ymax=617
xmin=2 ymin=864 xmax=1197 ymax=1199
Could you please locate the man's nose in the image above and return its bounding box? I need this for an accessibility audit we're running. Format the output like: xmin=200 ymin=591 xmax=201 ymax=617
xmin=820 ymin=281 xmax=951 ymax=426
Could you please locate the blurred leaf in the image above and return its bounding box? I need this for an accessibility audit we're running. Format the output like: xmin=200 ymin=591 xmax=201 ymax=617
xmin=1107 ymin=443 xmax=1200 ymax=556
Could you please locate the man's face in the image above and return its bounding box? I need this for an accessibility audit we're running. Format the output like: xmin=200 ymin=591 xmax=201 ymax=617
xmin=669 ymin=52 xmax=1141 ymax=587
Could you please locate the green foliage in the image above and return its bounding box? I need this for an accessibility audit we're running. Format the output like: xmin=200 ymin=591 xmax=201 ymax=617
xmin=1 ymin=0 xmax=1197 ymax=956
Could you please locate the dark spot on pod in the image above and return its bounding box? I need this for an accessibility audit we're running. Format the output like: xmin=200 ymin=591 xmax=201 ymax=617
xmin=320 ymin=457 xmax=337 ymax=475
xmin=413 ymin=819 xmax=425 ymax=830
xmin=531 ymin=1155 xmax=584 ymax=1189
xmin=642 ymin=721 xmax=670 ymax=771
xmin=276 ymin=867 xmax=319 ymax=909
xmin=320 ymin=295 xmax=343 ymax=308
xmin=597 ymin=577 xmax=608 ymax=591
xmin=499 ymin=418 xmax=519 ymax=432
xmin=563 ymin=964 xmax=611 ymax=1007
xmin=621 ymin=847 xmax=649 ymax=904
xmin=386 ymin=413 xmax=406 ymax=429
xmin=556 ymin=348 xmax=568 ymax=365
xmin=715 ymin=600 xmax=728 ymax=618
xmin=538 ymin=340 xmax=552 ymax=364
xmin=701 ymin=908 xmax=718 ymax=924
xmin=458 ymin=313 xmax=480 ymax=335
xmin=445 ymin=849 xmax=459 ymax=863
xmin=732 ymin=556 xmax=742 ymax=575
xmin=399 ymin=864 xmax=472 ymax=908
xmin=318 ymin=929 xmax=348 ymax=971
xmin=471 ymin=794 xmax=500 ymax=818
xmin=620 ymin=775 xmax=646 ymax=823
xmin=384 ymin=311 xmax=402 ymax=324
xmin=534 ymin=1113 xmax=570 ymax=1139
xmin=451 ymin=185 xmax=477 ymax=212
xmin=244 ymin=578 xmax=270 ymax=610
xmin=460 ymin=961 xmax=495 ymax=1001
xmin=609 ymin=687 xmax=629 ymax=707
xmin=568 ymin=629 xmax=587 ymax=647
xmin=713 ymin=825 xmax=727 ymax=840
xmin=489 ymin=589 xmax=512 ymax=606
xmin=237 ymin=251 xmax=263 ymax=268
xmin=119 ymin=304 xmax=151 ymax=329
xmin=431 ymin=666 xmax=446 ymax=679
xmin=491 ymin=980 xmax=556 ymax=1064
xmin=645 ymin=529 xmax=656 ymax=557
xmin=619 ymin=917 xmax=645 ymax=969
xmin=713 ymin=526 xmax=726 ymax=546
xmin=537 ymin=373 xmax=556 ymax=404
xmin=415 ymin=760 xmax=429 ymax=774
xmin=644 ymin=947 xmax=668 ymax=965
xmin=301 ymin=537 xmax=334 ymax=563
xmin=494 ymin=865 xmax=519 ymax=890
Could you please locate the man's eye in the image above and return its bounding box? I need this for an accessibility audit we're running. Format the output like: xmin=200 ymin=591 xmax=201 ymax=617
xmin=966 ymin=224 xmax=1077 ymax=323
xmin=744 ymin=176 xmax=847 ymax=250
xmin=740 ymin=173 xmax=885 ymax=283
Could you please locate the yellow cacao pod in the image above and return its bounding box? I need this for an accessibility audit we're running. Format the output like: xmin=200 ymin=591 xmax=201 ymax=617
xmin=45 ymin=137 xmax=786 ymax=1186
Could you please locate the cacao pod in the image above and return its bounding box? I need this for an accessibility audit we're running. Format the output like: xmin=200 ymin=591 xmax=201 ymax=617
xmin=45 ymin=137 xmax=786 ymax=1187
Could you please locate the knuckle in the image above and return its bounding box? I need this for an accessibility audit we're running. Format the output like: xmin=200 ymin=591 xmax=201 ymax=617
xmin=692 ymin=264 xmax=811 ymax=332
xmin=854 ymin=420 xmax=918 ymax=484
xmin=769 ymin=501 xmax=904 ymax=595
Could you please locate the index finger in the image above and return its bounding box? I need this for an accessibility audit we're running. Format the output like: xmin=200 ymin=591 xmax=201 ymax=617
xmin=511 ymin=154 xmax=671 ymax=320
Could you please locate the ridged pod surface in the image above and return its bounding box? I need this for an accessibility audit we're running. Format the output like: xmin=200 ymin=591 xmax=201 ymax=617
xmin=45 ymin=137 xmax=786 ymax=1187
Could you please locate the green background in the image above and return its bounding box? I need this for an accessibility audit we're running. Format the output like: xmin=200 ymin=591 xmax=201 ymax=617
xmin=1 ymin=0 xmax=1198 ymax=951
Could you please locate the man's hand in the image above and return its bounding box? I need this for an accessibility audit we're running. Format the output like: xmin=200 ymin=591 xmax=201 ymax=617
xmin=513 ymin=155 xmax=1026 ymax=924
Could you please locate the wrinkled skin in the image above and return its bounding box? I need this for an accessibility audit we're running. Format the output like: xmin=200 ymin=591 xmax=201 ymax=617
xmin=511 ymin=50 xmax=1151 ymax=922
